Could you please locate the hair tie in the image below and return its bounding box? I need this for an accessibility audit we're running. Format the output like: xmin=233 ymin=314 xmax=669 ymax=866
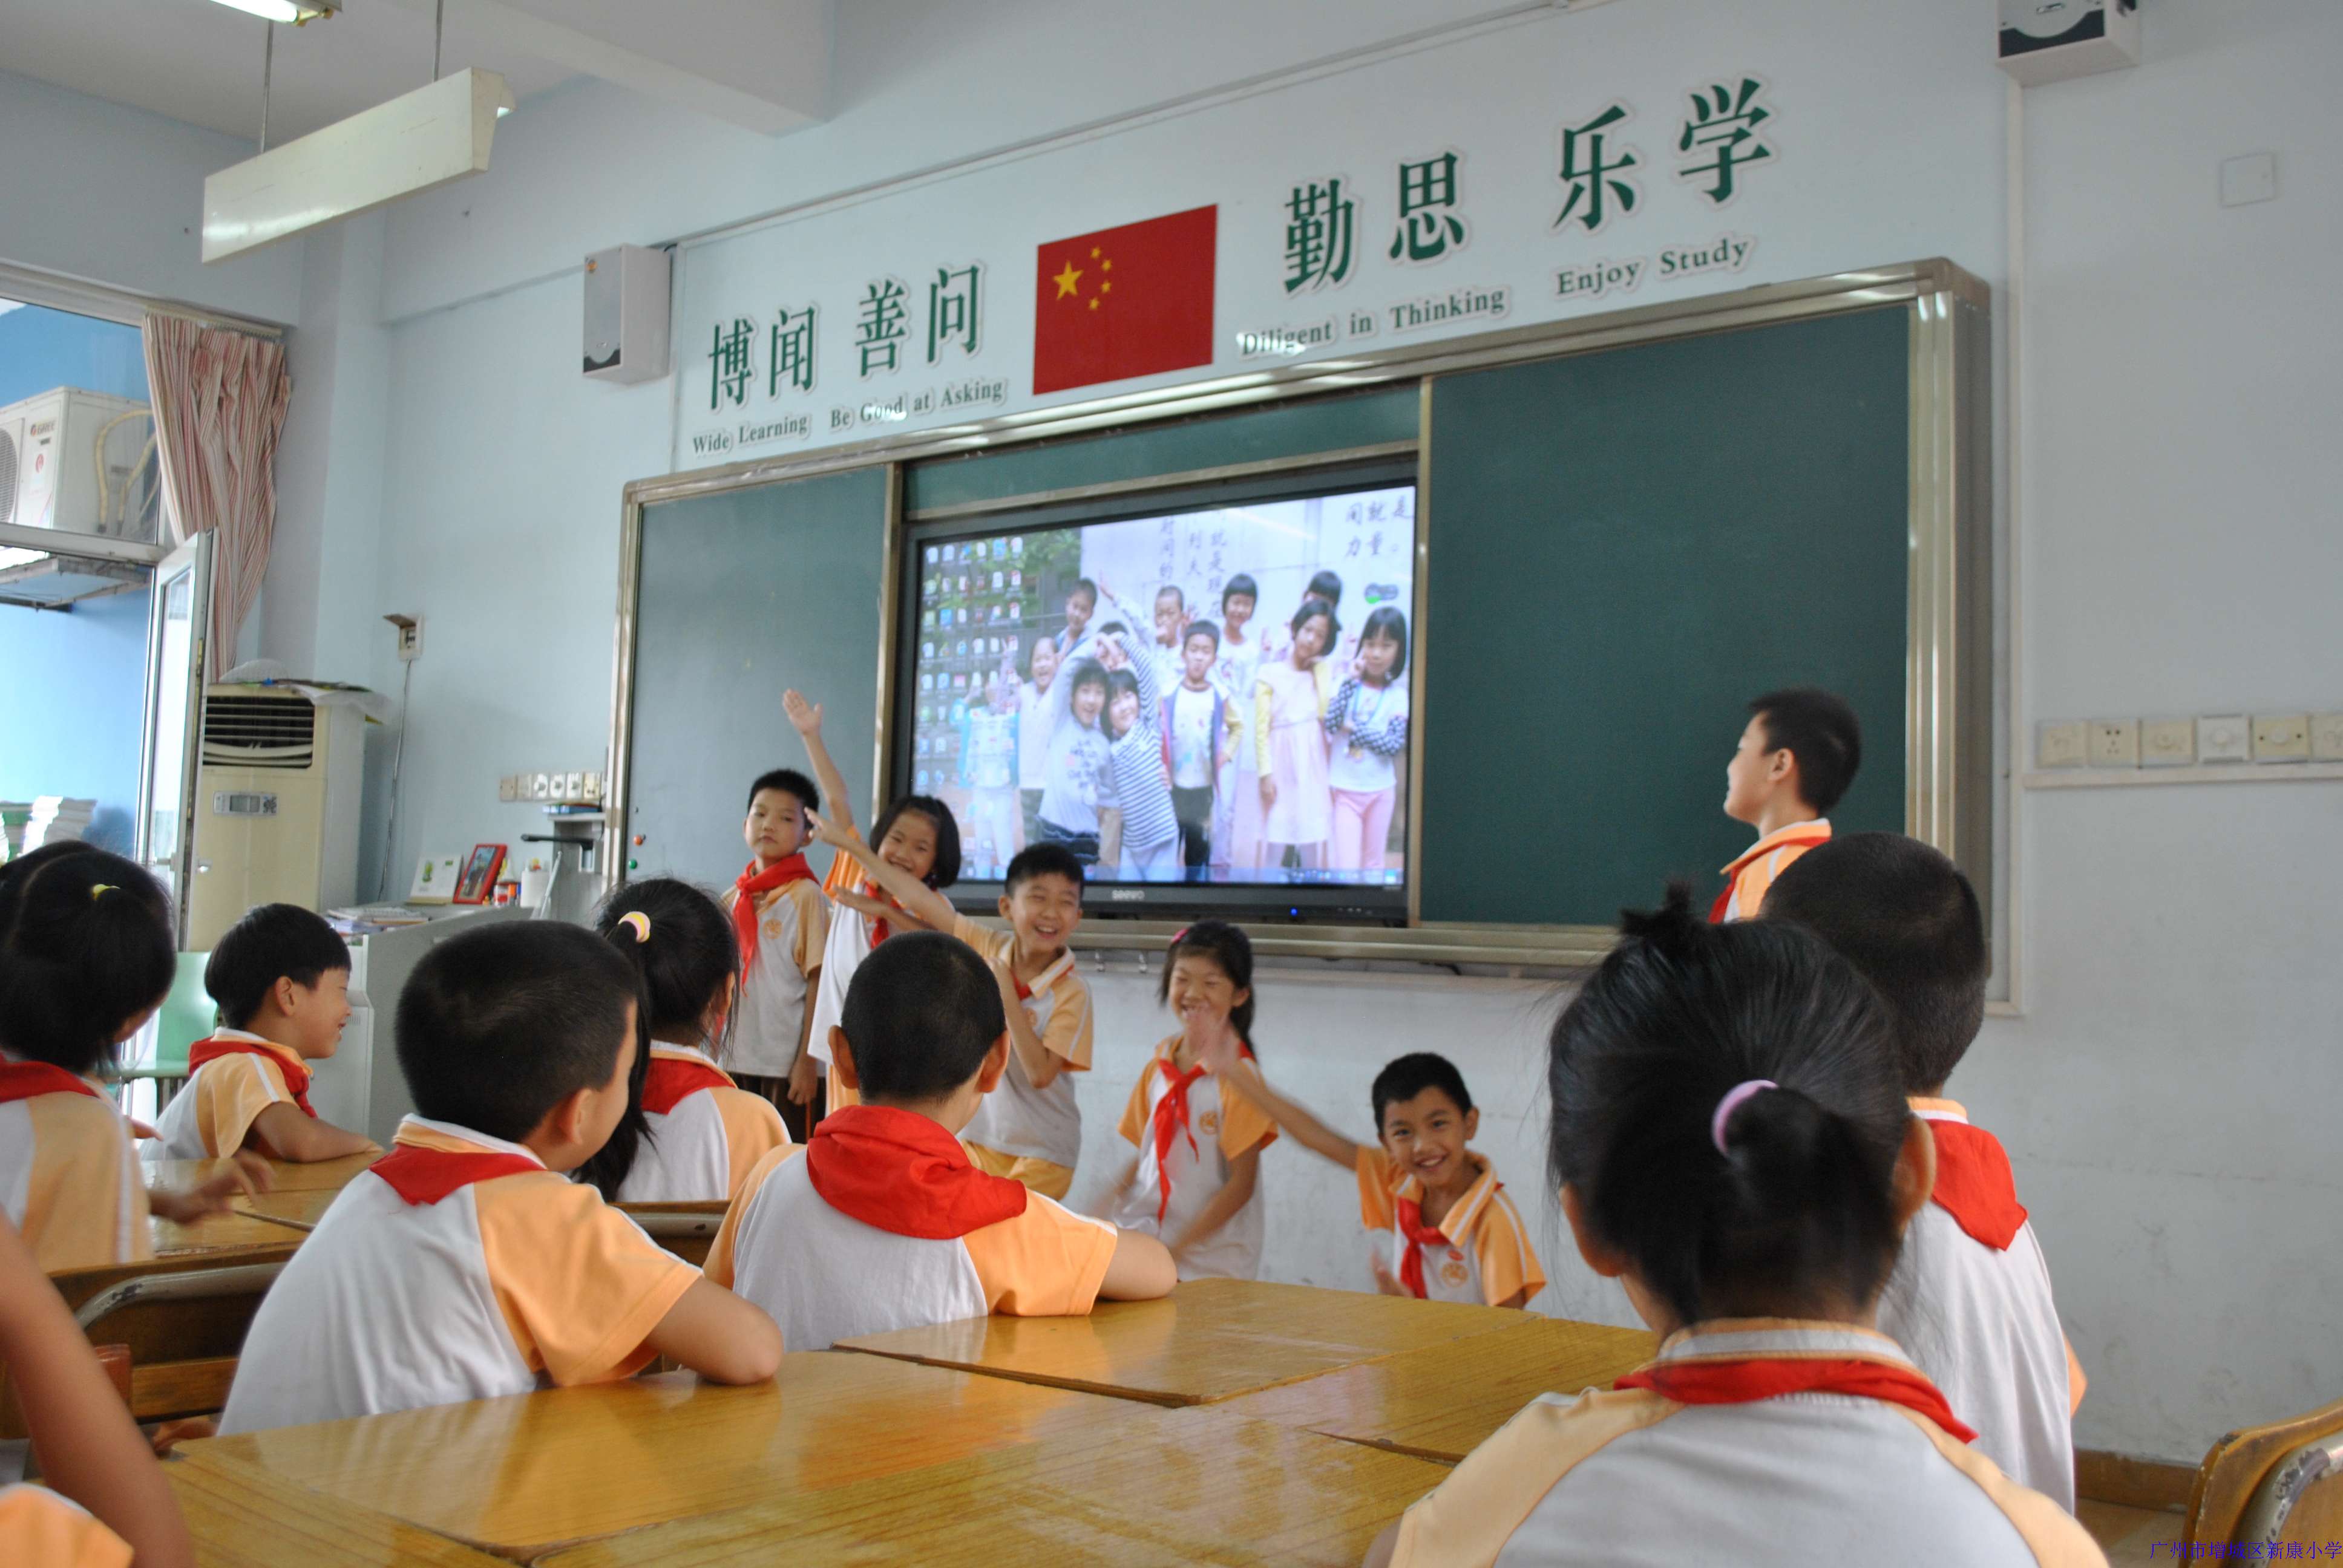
xmin=89 ymin=883 xmax=118 ymax=901
xmin=617 ymin=910 xmax=651 ymax=943
xmin=1170 ymin=926 xmax=1191 ymax=946
xmin=1710 ymin=1079 xmax=1777 ymax=1154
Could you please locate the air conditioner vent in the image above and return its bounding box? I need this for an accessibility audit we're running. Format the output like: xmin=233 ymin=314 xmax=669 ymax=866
xmin=203 ymin=694 xmax=316 ymax=769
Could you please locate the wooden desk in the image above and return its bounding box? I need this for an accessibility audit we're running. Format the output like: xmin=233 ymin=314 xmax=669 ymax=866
xmin=176 ymin=1354 xmax=1149 ymax=1561
xmin=146 ymin=1150 xmax=381 ymax=1195
xmin=149 ymin=1208 xmax=314 ymax=1258
xmin=1216 ymin=1313 xmax=1658 ymax=1462
xmin=227 ymin=1187 xmax=342 ymax=1233
xmin=837 ymin=1277 xmax=1525 ymax=1407
xmin=168 ymin=1452 xmax=511 ymax=1567
xmin=537 ymin=1405 xmax=1449 ymax=1567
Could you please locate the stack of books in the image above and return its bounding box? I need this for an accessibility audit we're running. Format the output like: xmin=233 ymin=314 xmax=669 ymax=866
xmin=22 ymin=797 xmax=96 ymax=851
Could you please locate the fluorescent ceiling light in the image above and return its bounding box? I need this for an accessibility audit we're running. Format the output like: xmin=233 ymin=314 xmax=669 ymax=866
xmin=203 ymin=0 xmax=340 ymax=22
xmin=203 ymin=67 xmax=513 ymax=263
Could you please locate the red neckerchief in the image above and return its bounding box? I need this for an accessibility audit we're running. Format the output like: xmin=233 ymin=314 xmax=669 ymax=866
xmin=1924 ymin=1119 xmax=2029 ymax=1251
xmin=369 ymin=1145 xmax=543 ymax=1206
xmin=641 ymin=1051 xmax=736 ymax=1116
xmin=1148 ymin=1057 xmax=1208 ymax=1224
xmin=802 ymin=1104 xmax=1027 ymax=1240
xmin=1392 ymin=1194 xmax=1452 ymax=1299
xmin=1617 ymin=1354 xmax=1977 ymax=1442
xmin=0 ymin=1062 xmax=102 ymax=1104
xmin=732 ymin=855 xmax=817 ymax=973
xmin=862 ymin=877 xmax=895 ymax=947
xmin=1709 ymin=825 xmax=1833 ymax=923
xmin=188 ymin=1036 xmax=315 ymax=1117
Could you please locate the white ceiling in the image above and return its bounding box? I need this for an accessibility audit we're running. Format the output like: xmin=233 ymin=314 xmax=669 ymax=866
xmin=0 ymin=0 xmax=828 ymax=144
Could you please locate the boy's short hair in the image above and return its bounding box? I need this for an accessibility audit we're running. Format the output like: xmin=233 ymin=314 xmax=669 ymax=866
xmin=1068 ymin=578 xmax=1098 ymax=606
xmin=1155 ymin=584 xmax=1184 ymax=611
xmin=1183 ymin=619 xmax=1221 ymax=652
xmin=1760 ymin=832 xmax=1987 ymax=1093
xmin=396 ymin=923 xmax=641 ymax=1144
xmin=1371 ymin=1052 xmax=1474 ymax=1131
xmin=1064 ymin=658 xmax=1109 ymax=697
xmin=1004 ymin=842 xmax=1086 ymax=897
xmin=206 ymin=903 xmax=352 ymax=1029
xmin=839 ymin=932 xmax=1006 ymax=1102
xmin=746 ymin=768 xmax=819 ymax=815
xmin=1749 ymin=687 xmax=1863 ymax=814
xmin=1221 ymin=573 xmax=1259 ymax=609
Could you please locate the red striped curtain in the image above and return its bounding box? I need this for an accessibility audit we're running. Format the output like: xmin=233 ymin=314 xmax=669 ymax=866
xmin=140 ymin=313 xmax=291 ymax=679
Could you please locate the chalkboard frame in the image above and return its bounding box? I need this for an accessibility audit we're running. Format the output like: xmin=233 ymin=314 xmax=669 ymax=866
xmin=606 ymin=260 xmax=1990 ymax=965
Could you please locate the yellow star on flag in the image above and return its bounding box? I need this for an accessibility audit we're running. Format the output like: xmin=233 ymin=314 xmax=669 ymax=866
xmin=1052 ymin=260 xmax=1083 ymax=299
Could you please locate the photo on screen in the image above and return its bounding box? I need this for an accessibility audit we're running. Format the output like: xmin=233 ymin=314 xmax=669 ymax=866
xmin=902 ymin=482 xmax=1417 ymax=912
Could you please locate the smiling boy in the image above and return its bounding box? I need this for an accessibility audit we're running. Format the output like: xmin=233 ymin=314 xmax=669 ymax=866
xmin=723 ymin=769 xmax=830 ymax=1134
xmin=1205 ymin=1049 xmax=1543 ymax=1307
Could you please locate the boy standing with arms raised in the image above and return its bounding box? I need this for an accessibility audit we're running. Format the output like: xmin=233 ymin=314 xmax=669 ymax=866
xmin=814 ymin=823 xmax=1093 ymax=1201
xmin=1714 ymin=687 xmax=1861 ymax=923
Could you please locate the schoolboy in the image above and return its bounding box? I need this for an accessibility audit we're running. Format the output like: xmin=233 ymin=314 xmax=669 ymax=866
xmin=723 ymin=767 xmax=831 ymax=1137
xmin=1055 ymin=577 xmax=1098 ymax=655
xmin=1212 ymin=574 xmax=1264 ymax=876
xmin=1166 ymin=619 xmax=1231 ymax=882
xmin=149 ymin=903 xmax=380 ymax=1165
xmin=1714 ymin=686 xmax=1861 ymax=923
xmin=1763 ymin=832 xmax=2083 ymax=1509
xmin=706 ymin=932 xmax=1172 ymax=1351
xmin=1206 ymin=1047 xmax=1543 ymax=1308
xmin=814 ymin=823 xmax=1092 ymax=1201
xmin=218 ymin=921 xmax=780 ymax=1433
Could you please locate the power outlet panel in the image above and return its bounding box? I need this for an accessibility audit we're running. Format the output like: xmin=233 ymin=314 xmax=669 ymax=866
xmin=497 ymin=775 xmax=519 ymax=802
xmin=531 ymin=773 xmax=553 ymax=800
xmin=2198 ymin=715 xmax=2252 ymax=765
xmin=2252 ymin=713 xmax=2310 ymax=762
xmin=2086 ymin=720 xmax=2140 ymax=769
xmin=2036 ymin=721 xmax=2089 ymax=769
xmin=2310 ymin=714 xmax=2343 ymax=763
xmin=2140 ymin=719 xmax=2196 ymax=768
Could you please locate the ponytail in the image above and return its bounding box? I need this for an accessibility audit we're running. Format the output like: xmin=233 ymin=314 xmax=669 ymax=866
xmin=1549 ymin=881 xmax=1907 ymax=1325
xmin=0 ymin=846 xmax=175 ymax=1075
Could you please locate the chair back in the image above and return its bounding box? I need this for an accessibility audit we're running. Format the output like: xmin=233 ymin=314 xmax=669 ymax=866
xmin=154 ymin=950 xmax=217 ymax=1074
xmin=2185 ymin=1396 xmax=2343 ymax=1555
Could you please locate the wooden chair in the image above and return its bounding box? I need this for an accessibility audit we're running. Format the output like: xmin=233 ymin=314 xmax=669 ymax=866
xmin=2184 ymin=1395 xmax=2343 ymax=1555
xmin=0 ymin=1246 xmax=296 ymax=1437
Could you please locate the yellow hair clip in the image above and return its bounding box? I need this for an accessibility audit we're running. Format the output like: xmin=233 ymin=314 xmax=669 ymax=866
xmin=89 ymin=883 xmax=119 ymax=900
xmin=617 ymin=910 xmax=651 ymax=942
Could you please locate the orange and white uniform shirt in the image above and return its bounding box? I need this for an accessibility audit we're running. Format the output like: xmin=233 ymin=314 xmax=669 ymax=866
xmin=721 ymin=866 xmax=830 ymax=1079
xmin=1110 ymin=1038 xmax=1276 ymax=1281
xmin=1357 ymin=1148 xmax=1545 ymax=1308
xmin=1712 ymin=818 xmax=1832 ymax=923
xmin=1877 ymin=1097 xmax=2082 ymax=1511
xmin=804 ymin=839 xmax=913 ymax=1112
xmin=1388 ymin=1320 xmax=2105 ymax=1568
xmin=0 ymin=1485 xmax=131 ymax=1568
xmin=952 ymin=916 xmax=1093 ymax=1185
xmin=218 ymin=1117 xmax=701 ymax=1434
xmin=613 ymin=1044 xmax=791 ymax=1204
xmin=146 ymin=1030 xmax=314 ymax=1161
xmin=0 ymin=1058 xmax=149 ymax=1273
xmin=706 ymin=1103 xmax=1118 ymax=1352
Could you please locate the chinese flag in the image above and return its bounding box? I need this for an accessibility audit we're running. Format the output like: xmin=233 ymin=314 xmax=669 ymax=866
xmin=1032 ymin=205 xmax=1217 ymax=395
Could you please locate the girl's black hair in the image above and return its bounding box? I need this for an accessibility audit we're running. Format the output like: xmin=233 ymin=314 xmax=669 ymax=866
xmin=0 ymin=846 xmax=175 ymax=1076
xmin=1106 ymin=668 xmax=1142 ymax=699
xmin=1066 ymin=657 xmax=1109 ymax=696
xmin=1357 ymin=605 xmax=1410 ymax=681
xmin=1289 ymin=595 xmax=1340 ymax=643
xmin=1160 ymin=920 xmax=1257 ymax=1050
xmin=870 ymin=795 xmax=963 ymax=889
xmin=1548 ymin=882 xmax=1909 ymax=1327
xmin=1221 ymin=572 xmax=1259 ymax=609
xmin=1306 ymin=569 xmax=1343 ymax=604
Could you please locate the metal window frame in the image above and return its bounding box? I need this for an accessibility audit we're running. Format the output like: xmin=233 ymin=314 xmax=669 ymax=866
xmin=606 ymin=258 xmax=1991 ymax=967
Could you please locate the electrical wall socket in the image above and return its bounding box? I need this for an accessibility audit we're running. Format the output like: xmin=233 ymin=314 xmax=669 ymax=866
xmin=2198 ymin=715 xmax=2252 ymax=764
xmin=2140 ymin=719 xmax=2196 ymax=768
xmin=2036 ymin=720 xmax=2088 ymax=769
xmin=563 ymin=771 xmax=585 ymax=800
xmin=583 ymin=771 xmax=605 ymax=803
xmin=2252 ymin=713 xmax=2310 ymax=762
xmin=2311 ymin=714 xmax=2343 ymax=763
xmin=497 ymin=775 xmax=519 ymax=802
xmin=531 ymin=773 xmax=552 ymax=800
xmin=2086 ymin=720 xmax=2140 ymax=768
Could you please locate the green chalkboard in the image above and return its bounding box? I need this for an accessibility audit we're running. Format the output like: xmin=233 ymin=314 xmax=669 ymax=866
xmin=904 ymin=387 xmax=1418 ymax=514
xmin=1419 ymin=307 xmax=1910 ymax=926
xmin=626 ymin=468 xmax=888 ymax=889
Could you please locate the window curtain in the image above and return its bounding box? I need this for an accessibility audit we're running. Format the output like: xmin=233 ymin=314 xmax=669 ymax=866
xmin=140 ymin=312 xmax=291 ymax=679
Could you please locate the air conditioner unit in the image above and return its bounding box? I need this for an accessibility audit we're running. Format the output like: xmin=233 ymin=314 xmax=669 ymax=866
xmin=186 ymin=687 xmax=364 ymax=950
xmin=0 ymin=387 xmax=162 ymax=541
